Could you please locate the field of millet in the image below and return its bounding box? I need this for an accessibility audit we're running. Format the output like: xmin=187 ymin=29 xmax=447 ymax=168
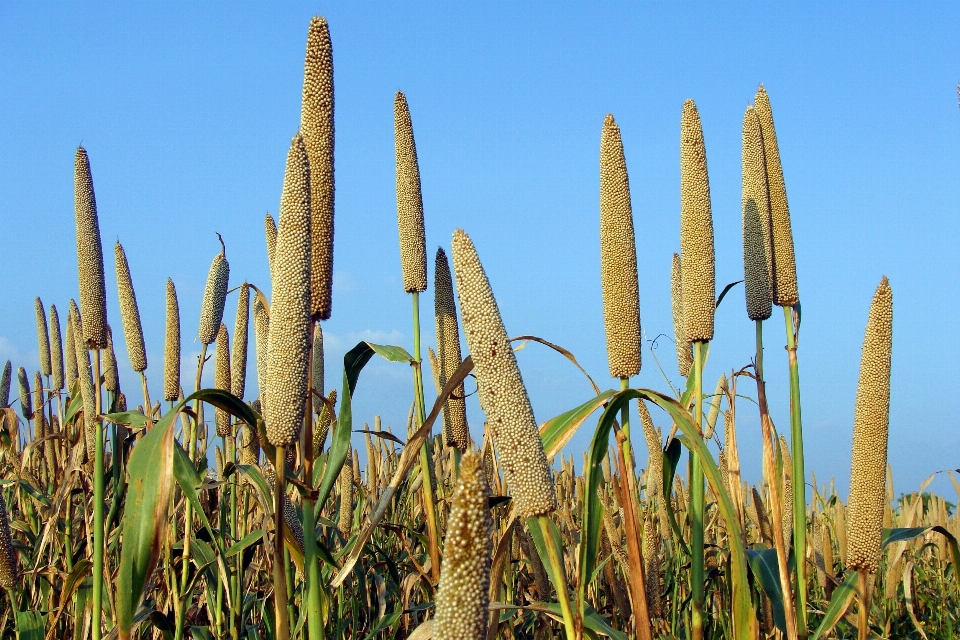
xmin=0 ymin=14 xmax=957 ymax=640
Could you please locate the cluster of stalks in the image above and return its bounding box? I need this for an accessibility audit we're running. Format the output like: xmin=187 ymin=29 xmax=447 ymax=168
xmin=0 ymin=14 xmax=955 ymax=640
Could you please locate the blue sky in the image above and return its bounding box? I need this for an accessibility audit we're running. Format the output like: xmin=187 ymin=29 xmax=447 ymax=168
xmin=1 ymin=3 xmax=958 ymax=497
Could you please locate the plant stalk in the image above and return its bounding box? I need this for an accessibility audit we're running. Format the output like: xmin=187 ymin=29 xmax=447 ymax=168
xmin=533 ymin=514 xmax=579 ymax=640
xmin=410 ymin=291 xmax=442 ymax=584
xmin=274 ymin=445 xmax=291 ymax=640
xmin=690 ymin=341 xmax=705 ymax=640
xmin=784 ymin=305 xmax=808 ymax=636
xmin=303 ymin=329 xmax=325 ymax=640
xmin=92 ymin=349 xmax=104 ymax=640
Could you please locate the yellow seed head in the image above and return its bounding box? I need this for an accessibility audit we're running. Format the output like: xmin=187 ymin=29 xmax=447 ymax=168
xmin=198 ymin=245 xmax=230 ymax=345
xmin=0 ymin=492 xmax=19 ymax=590
xmin=311 ymin=323 xmax=324 ymax=415
xmin=237 ymin=422 xmax=260 ymax=466
xmin=846 ymin=277 xmax=893 ymax=574
xmin=0 ymin=362 xmax=10 ymax=408
xmin=671 ymin=253 xmax=693 ymax=377
xmin=164 ymin=279 xmax=181 ymax=401
xmin=71 ymin=309 xmax=97 ymax=464
xmin=49 ymin=305 xmax=64 ymax=391
xmin=301 ymin=16 xmax=336 ymax=321
xmin=17 ymin=367 xmax=32 ymax=421
xmin=65 ymin=303 xmax=79 ymax=392
xmin=640 ymin=400 xmax=662 ymax=502
xmin=433 ymin=451 xmax=493 ymax=640
xmin=754 ymin=85 xmax=799 ymax=307
xmin=742 ymin=106 xmax=773 ymax=321
xmin=231 ymin=283 xmax=250 ymax=399
xmin=599 ymin=114 xmax=642 ymax=379
xmin=104 ymin=326 xmax=119 ymax=393
xmin=679 ymin=100 xmax=715 ymax=343
xmin=779 ymin=434 xmax=793 ymax=551
xmin=451 ymin=229 xmax=556 ymax=518
xmin=215 ymin=323 xmax=231 ymax=437
xmin=338 ymin=450 xmax=353 ymax=535
xmin=313 ymin=389 xmax=336 ymax=459
xmin=395 ymin=91 xmax=427 ymax=294
xmin=75 ymin=146 xmax=108 ymax=349
xmin=35 ymin=298 xmax=51 ymax=377
xmin=253 ymin=295 xmax=270 ymax=413
xmin=265 ymin=213 xmax=278 ymax=274
xmin=264 ymin=135 xmax=313 ymax=447
xmin=434 ymin=248 xmax=469 ymax=450
xmin=114 ymin=242 xmax=147 ymax=372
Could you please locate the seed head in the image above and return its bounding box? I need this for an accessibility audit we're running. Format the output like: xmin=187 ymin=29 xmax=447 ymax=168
xmin=35 ymin=298 xmax=51 ymax=377
xmin=679 ymin=100 xmax=715 ymax=343
xmin=237 ymin=422 xmax=260 ymax=466
xmin=253 ymin=295 xmax=270 ymax=413
xmin=71 ymin=310 xmax=97 ymax=465
xmin=264 ymin=135 xmax=313 ymax=447
xmin=434 ymin=248 xmax=469 ymax=450
xmin=395 ymin=91 xmax=427 ymax=294
xmin=742 ymin=106 xmax=773 ymax=321
xmin=846 ymin=277 xmax=893 ymax=574
xmin=65 ymin=303 xmax=79 ymax=392
xmin=104 ymin=326 xmax=119 ymax=394
xmin=114 ymin=242 xmax=148 ymax=372
xmin=433 ymin=451 xmax=493 ymax=640
xmin=16 ymin=367 xmax=32 ymax=421
xmin=599 ymin=114 xmax=642 ymax=379
xmin=265 ymin=213 xmax=278 ymax=274
xmin=164 ymin=279 xmax=181 ymax=401
xmin=311 ymin=323 xmax=324 ymax=414
xmin=779 ymin=434 xmax=793 ymax=551
xmin=312 ymin=389 xmax=336 ymax=459
xmin=451 ymin=229 xmax=556 ymax=518
xmin=338 ymin=450 xmax=353 ymax=535
xmin=198 ymin=242 xmax=230 ymax=346
xmin=32 ymin=371 xmax=43 ymax=417
xmin=265 ymin=468 xmax=304 ymax=552
xmin=49 ymin=305 xmax=64 ymax=391
xmin=75 ymin=147 xmax=108 ymax=349
xmin=671 ymin=253 xmax=693 ymax=377
xmin=0 ymin=492 xmax=19 ymax=590
xmin=215 ymin=324 xmax=231 ymax=437
xmin=754 ymin=85 xmax=799 ymax=307
xmin=640 ymin=400 xmax=662 ymax=502
xmin=0 ymin=361 xmax=10 ymax=408
xmin=301 ymin=16 xmax=336 ymax=321
xmin=232 ymin=283 xmax=249 ymax=399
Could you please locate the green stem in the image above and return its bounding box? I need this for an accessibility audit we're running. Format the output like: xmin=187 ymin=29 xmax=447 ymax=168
xmin=755 ymin=320 xmax=764 ymax=381
xmin=619 ymin=376 xmax=632 ymax=481
xmin=690 ymin=341 xmax=705 ymax=640
xmin=784 ymin=306 xmax=808 ymax=636
xmin=304 ymin=327 xmax=325 ymax=640
xmin=274 ymin=445 xmax=291 ymax=640
xmin=533 ymin=515 xmax=578 ymax=640
xmin=411 ymin=291 xmax=442 ymax=584
xmin=92 ymin=349 xmax=104 ymax=640
xmin=179 ymin=343 xmax=208 ymax=618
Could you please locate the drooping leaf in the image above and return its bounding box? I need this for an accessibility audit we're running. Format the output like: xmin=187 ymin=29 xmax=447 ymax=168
xmin=810 ymin=571 xmax=858 ymax=640
xmin=746 ymin=547 xmax=786 ymax=633
xmin=540 ymin=390 xmax=615 ymax=461
xmin=116 ymin=401 xmax=177 ymax=638
xmin=226 ymin=530 xmax=263 ymax=558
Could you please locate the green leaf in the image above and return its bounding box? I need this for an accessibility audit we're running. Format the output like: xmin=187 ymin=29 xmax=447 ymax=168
xmin=172 ymin=441 xmax=216 ymax=539
xmin=116 ymin=400 xmax=178 ymax=635
xmin=746 ymin=548 xmax=786 ymax=633
xmin=540 ymin=390 xmax=615 ymax=461
xmin=103 ymin=411 xmax=149 ymax=428
xmin=365 ymin=343 xmax=413 ymax=363
xmin=315 ymin=368 xmax=354 ymax=509
xmin=15 ymin=610 xmax=45 ymax=640
xmin=65 ymin=389 xmax=83 ymax=424
xmin=577 ymin=392 xmax=618 ymax=615
xmin=225 ymin=530 xmax=263 ymax=558
xmin=810 ymin=571 xmax=858 ymax=640
xmin=526 ymin=515 xmax=568 ymax=610
xmin=715 ymin=280 xmax=743 ymax=310
xmin=189 ymin=388 xmax=259 ymax=427
xmin=883 ymin=525 xmax=960 ymax=582
xmin=661 ymin=438 xmax=689 ymax=555
xmin=235 ymin=464 xmax=274 ymax=517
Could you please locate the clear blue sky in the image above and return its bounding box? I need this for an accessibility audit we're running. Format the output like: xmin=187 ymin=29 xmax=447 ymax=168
xmin=1 ymin=3 xmax=958 ymax=497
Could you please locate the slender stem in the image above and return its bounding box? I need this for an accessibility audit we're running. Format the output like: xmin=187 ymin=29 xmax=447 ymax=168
xmin=755 ymin=320 xmax=764 ymax=381
xmin=534 ymin=515 xmax=578 ymax=640
xmin=274 ymin=445 xmax=291 ymax=640
xmin=784 ymin=305 xmax=808 ymax=636
xmin=614 ymin=427 xmax=653 ymax=640
xmin=92 ymin=349 xmax=104 ymax=640
xmin=303 ymin=328 xmax=325 ymax=640
xmin=690 ymin=341 xmax=705 ymax=640
xmin=139 ymin=371 xmax=153 ymax=429
xmin=180 ymin=343 xmax=208 ymax=612
xmin=857 ymin=570 xmax=869 ymax=640
xmin=410 ymin=291 xmax=442 ymax=584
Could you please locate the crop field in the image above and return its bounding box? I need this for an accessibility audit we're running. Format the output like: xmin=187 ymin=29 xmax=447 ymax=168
xmin=0 ymin=13 xmax=957 ymax=640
